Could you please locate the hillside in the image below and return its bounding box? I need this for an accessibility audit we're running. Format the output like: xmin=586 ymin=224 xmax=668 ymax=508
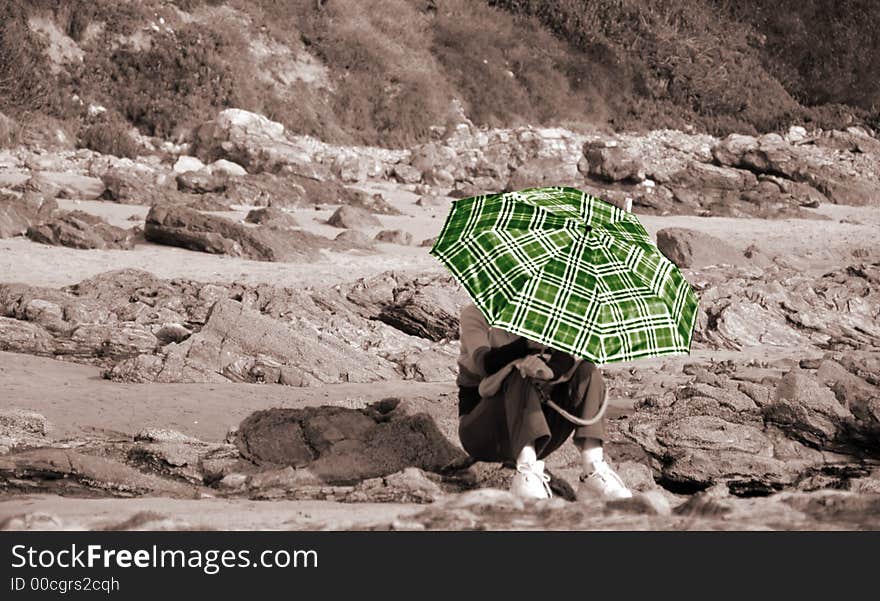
xmin=1 ymin=0 xmax=878 ymax=148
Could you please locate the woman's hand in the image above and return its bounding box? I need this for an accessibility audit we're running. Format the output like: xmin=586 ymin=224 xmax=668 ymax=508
xmin=516 ymin=354 xmax=554 ymax=380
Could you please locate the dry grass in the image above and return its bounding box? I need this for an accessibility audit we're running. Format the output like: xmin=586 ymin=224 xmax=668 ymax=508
xmin=0 ymin=0 xmax=876 ymax=148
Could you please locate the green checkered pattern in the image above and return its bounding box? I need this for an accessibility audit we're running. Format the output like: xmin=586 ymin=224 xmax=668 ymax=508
xmin=430 ymin=186 xmax=698 ymax=364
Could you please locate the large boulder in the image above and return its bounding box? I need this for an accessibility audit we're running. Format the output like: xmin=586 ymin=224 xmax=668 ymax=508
xmin=108 ymin=298 xmax=402 ymax=386
xmin=763 ymin=369 xmax=853 ymax=449
xmin=244 ymin=207 xmax=300 ymax=229
xmin=620 ymin=377 xmax=830 ymax=494
xmin=176 ymin=169 xmax=228 ymax=194
xmin=100 ymin=167 xmax=182 ymax=205
xmin=671 ymin=161 xmax=758 ymax=191
xmin=144 ymin=204 xmax=327 ymax=261
xmin=193 ymin=109 xmax=326 ymax=179
xmin=655 ymin=228 xmax=744 ymax=268
xmin=341 ymin=271 xmax=465 ymax=341
xmin=25 ymin=172 xmax=105 ymax=201
xmin=506 ymin=157 xmax=581 ymax=191
xmin=810 ymin=176 xmax=876 ymax=206
xmin=582 ymin=140 xmax=645 ymax=182
xmin=0 ymin=448 xmax=196 ymax=497
xmin=26 ymin=210 xmax=137 ymax=250
xmin=173 ymin=156 xmax=206 ymax=174
xmin=218 ymin=173 xmax=308 ymax=208
xmin=234 ymin=399 xmax=465 ymax=483
xmin=696 ymin=264 xmax=880 ymax=352
xmin=327 ymin=205 xmax=381 ymax=229
xmin=0 ymin=193 xmax=57 ymax=238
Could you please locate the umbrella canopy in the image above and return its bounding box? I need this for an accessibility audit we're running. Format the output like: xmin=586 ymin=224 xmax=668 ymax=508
xmin=430 ymin=186 xmax=698 ymax=364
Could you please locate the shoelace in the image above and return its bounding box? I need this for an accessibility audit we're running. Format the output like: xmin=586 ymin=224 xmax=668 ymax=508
xmin=583 ymin=462 xmax=627 ymax=490
xmin=517 ymin=464 xmax=553 ymax=498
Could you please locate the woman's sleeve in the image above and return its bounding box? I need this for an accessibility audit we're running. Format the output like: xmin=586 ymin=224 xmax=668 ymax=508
xmin=477 ymin=337 xmax=530 ymax=375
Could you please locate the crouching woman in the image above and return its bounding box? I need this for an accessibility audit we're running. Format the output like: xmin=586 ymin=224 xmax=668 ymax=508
xmin=456 ymin=303 xmax=632 ymax=501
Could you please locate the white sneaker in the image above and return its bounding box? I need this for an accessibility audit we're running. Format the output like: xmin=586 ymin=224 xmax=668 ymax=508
xmin=511 ymin=460 xmax=552 ymax=501
xmin=579 ymin=460 xmax=633 ymax=500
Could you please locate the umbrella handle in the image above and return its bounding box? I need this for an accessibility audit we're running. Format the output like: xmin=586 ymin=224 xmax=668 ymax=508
xmin=534 ymin=383 xmax=608 ymax=426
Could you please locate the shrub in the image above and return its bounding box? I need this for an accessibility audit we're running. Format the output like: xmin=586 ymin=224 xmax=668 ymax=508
xmin=78 ymin=113 xmax=140 ymax=158
xmin=0 ymin=1 xmax=66 ymax=116
xmin=489 ymin=0 xmax=804 ymax=133
xmin=81 ymin=23 xmax=251 ymax=138
xmin=714 ymin=0 xmax=880 ymax=111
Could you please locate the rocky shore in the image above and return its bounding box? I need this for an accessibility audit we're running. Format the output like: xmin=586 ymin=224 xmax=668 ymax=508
xmin=1 ymin=108 xmax=879 ymax=530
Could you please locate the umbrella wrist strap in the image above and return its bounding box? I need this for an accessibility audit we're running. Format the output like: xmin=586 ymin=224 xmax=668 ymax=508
xmin=534 ymin=383 xmax=608 ymax=426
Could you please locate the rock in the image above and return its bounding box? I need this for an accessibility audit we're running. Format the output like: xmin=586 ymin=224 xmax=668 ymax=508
xmin=671 ymin=161 xmax=758 ymax=191
xmin=393 ymin=163 xmax=422 ymax=184
xmin=712 ymin=133 xmax=760 ymax=167
xmin=814 ymin=129 xmax=880 ymax=154
xmin=244 ymin=207 xmax=300 ymax=229
xmin=712 ymin=133 xmax=808 ymax=179
xmin=763 ymin=369 xmax=853 ymax=449
xmin=0 ymin=409 xmax=50 ymax=453
xmin=0 ymin=193 xmax=57 ymax=238
xmin=409 ymin=143 xmax=457 ymax=175
xmin=26 ymin=210 xmax=137 ymax=250
xmin=615 ymin=461 xmax=658 ymax=492
xmin=144 ymin=204 xmax=326 ymax=261
xmin=342 ymin=271 xmax=465 ymax=341
xmin=109 ymin=297 xmax=402 ymax=385
xmin=208 ymin=159 xmax=247 ymax=178
xmin=811 ymin=176 xmax=876 ymax=206
xmin=173 ymin=156 xmax=206 ymax=174
xmin=655 ymin=228 xmax=743 ymax=268
xmin=506 ymin=157 xmax=581 ymax=191
xmin=0 ymin=268 xmax=461 ymax=385
xmin=422 ymin=167 xmax=455 ymax=187
xmin=334 ymin=229 xmax=373 ymax=249
xmin=234 ymin=401 xmax=465 ymax=483
xmin=32 ymin=173 xmax=105 ymax=201
xmin=176 ymin=169 xmax=228 ymax=194
xmin=419 ymin=237 xmax=436 ymax=247
xmin=126 ymin=442 xmax=210 ymax=485
xmin=134 ymin=428 xmax=204 ymax=444
xmin=0 ymin=512 xmax=65 ymax=531
xmin=374 ymin=229 xmax=413 ymax=245
xmin=218 ymin=473 xmax=248 ymax=490
xmin=696 ymin=263 xmax=880 ymax=351
xmin=784 ymin=125 xmax=809 ymax=144
xmin=345 ymin=467 xmax=444 ymax=503
xmin=347 ymin=190 xmax=401 ymax=215
xmin=677 ymin=383 xmax=758 ymax=411
xmin=815 ymin=359 xmax=880 ymax=423
xmin=100 ymin=167 xmax=182 ymax=205
xmin=218 ymin=173 xmax=308 ymax=208
xmin=193 ymin=109 xmax=325 ymax=178
xmin=582 ymin=140 xmax=645 ymax=182
xmin=327 ymin=205 xmax=381 ymax=229
xmin=0 ymin=448 xmax=197 ymax=497
xmin=0 ymin=318 xmax=56 ymax=355
xmin=184 ymin=196 xmax=233 ymax=211
xmin=331 ymin=154 xmax=371 ymax=183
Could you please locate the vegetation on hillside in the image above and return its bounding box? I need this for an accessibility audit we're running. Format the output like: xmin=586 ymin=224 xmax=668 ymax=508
xmin=0 ymin=0 xmax=877 ymax=149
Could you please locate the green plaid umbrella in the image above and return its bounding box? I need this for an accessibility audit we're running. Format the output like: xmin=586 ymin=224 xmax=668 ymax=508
xmin=430 ymin=186 xmax=698 ymax=364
